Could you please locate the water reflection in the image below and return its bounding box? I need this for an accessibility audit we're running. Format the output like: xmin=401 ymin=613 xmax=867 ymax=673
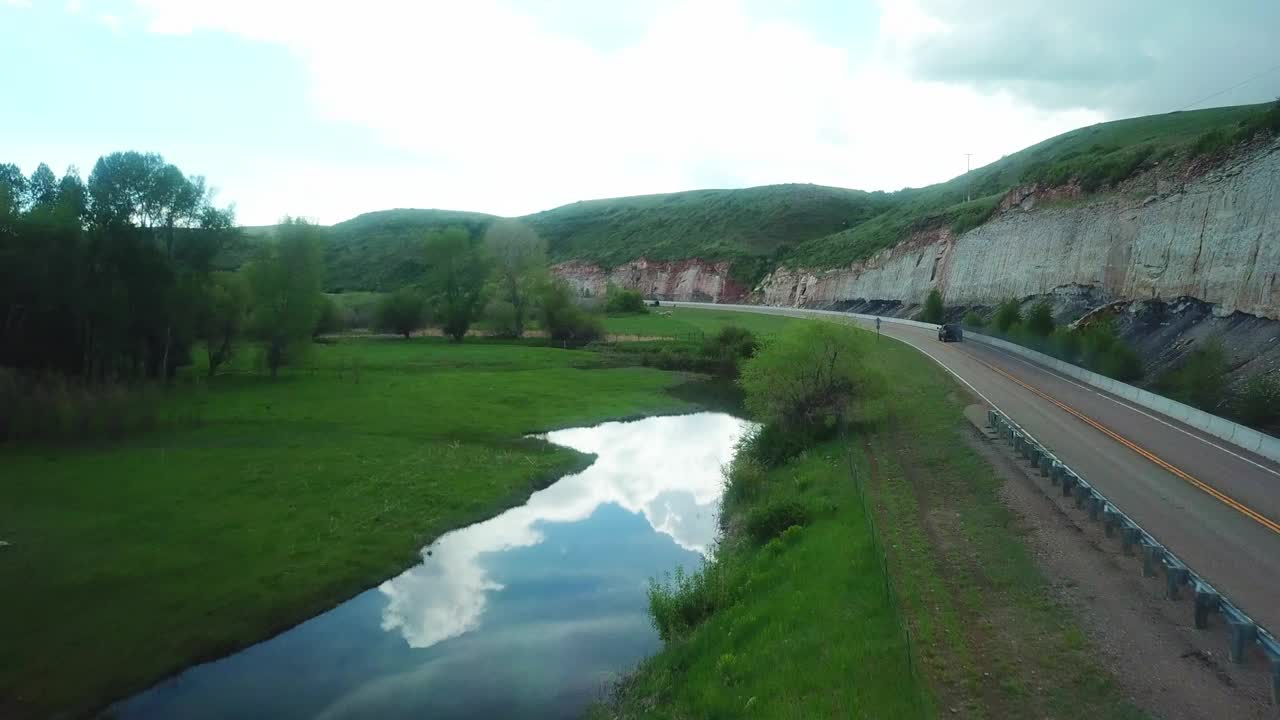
xmin=115 ymin=412 xmax=753 ymax=720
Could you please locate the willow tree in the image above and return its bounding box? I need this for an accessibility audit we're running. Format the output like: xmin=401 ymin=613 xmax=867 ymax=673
xmin=483 ymin=219 xmax=546 ymax=337
xmin=246 ymin=218 xmax=325 ymax=376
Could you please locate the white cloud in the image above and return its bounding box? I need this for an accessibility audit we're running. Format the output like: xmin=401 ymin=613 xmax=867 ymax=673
xmin=65 ymin=0 xmax=82 ymax=14
xmin=4 ymin=0 xmax=33 ymax=8
xmin=132 ymin=0 xmax=1104 ymax=221
xmin=100 ymin=11 xmax=121 ymax=31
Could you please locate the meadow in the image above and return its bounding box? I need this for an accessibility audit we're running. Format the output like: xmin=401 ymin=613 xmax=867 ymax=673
xmin=0 ymin=324 xmax=705 ymax=718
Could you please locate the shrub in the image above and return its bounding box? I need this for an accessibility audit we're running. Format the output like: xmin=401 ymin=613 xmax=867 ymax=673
xmin=1050 ymin=327 xmax=1082 ymax=364
xmin=962 ymin=311 xmax=985 ymax=328
xmin=744 ymin=497 xmax=811 ymax=544
xmin=483 ymin=299 xmax=519 ymax=337
xmin=1159 ymin=340 xmax=1230 ymax=411
xmin=647 ymin=560 xmax=743 ymax=642
xmin=992 ymin=299 xmax=1023 ymax=333
xmin=1190 ymin=129 xmax=1230 ymax=158
xmin=919 ymin=288 xmax=944 ymax=324
xmin=700 ymin=326 xmax=758 ymax=377
xmin=604 ymin=284 xmax=648 ymax=314
xmin=537 ymin=279 xmax=604 ymax=346
xmin=739 ymin=322 xmax=881 ymax=433
xmin=375 ymin=289 xmax=426 ymax=339
xmin=1232 ymin=373 xmax=1280 ymax=427
xmin=1026 ymin=301 xmax=1055 ymax=338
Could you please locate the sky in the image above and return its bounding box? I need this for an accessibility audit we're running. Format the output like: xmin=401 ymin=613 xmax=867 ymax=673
xmin=3 ymin=0 xmax=1278 ymax=225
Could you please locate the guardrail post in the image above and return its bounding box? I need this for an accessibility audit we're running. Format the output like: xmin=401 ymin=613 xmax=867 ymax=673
xmin=1050 ymin=462 xmax=1062 ymax=486
xmin=1088 ymin=494 xmax=1103 ymax=522
xmin=1229 ymin=620 xmax=1256 ymax=663
xmin=1103 ymin=508 xmax=1118 ymax=537
xmin=1194 ymin=591 xmax=1219 ymax=629
xmin=1165 ymin=564 xmax=1188 ymax=600
xmin=1061 ymin=472 xmax=1076 ymax=497
xmin=1074 ymin=483 xmax=1090 ymax=509
xmin=987 ymin=409 xmax=998 ymax=428
xmin=1142 ymin=541 xmax=1162 ymax=577
xmin=1122 ymin=526 xmax=1139 ymax=556
xmin=1039 ymin=454 xmax=1052 ymax=477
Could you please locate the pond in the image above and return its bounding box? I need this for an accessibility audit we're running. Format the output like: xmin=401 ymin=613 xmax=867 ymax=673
xmin=112 ymin=412 xmax=754 ymax=719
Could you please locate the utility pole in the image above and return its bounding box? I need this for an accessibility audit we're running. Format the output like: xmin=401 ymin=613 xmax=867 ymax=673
xmin=964 ymin=153 xmax=973 ymax=202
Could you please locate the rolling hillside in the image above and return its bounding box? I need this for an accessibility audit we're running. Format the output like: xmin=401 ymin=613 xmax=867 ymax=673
xmin=245 ymin=101 xmax=1278 ymax=292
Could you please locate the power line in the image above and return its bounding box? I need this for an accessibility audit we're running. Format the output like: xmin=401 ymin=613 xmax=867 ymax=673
xmin=1178 ymin=62 xmax=1280 ymax=111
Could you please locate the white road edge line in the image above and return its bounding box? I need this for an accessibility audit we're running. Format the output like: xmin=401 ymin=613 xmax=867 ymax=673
xmin=973 ymin=340 xmax=1280 ymax=480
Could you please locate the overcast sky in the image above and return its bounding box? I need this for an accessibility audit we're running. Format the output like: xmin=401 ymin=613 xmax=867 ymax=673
xmin=4 ymin=0 xmax=1278 ymax=225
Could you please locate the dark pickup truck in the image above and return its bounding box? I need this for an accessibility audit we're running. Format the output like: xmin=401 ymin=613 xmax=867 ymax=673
xmin=937 ymin=323 xmax=963 ymax=342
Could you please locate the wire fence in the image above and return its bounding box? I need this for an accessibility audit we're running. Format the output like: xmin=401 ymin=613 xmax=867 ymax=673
xmin=839 ymin=417 xmax=927 ymax=717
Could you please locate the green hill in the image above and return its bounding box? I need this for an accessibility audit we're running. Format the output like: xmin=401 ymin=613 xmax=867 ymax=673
xmin=527 ymin=184 xmax=893 ymax=277
xmin=325 ymin=209 xmax=496 ymax=292
xmin=247 ymin=101 xmax=1278 ymax=292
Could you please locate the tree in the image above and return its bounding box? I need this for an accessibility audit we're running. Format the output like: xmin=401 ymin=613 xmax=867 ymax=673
xmin=424 ymin=227 xmax=490 ymax=341
xmin=27 ymin=163 xmax=59 ymax=210
xmin=993 ymin=299 xmax=1023 ymax=333
xmin=483 ymin=220 xmax=546 ymax=337
xmin=1026 ymin=300 xmax=1055 ymax=337
xmin=535 ymin=278 xmax=603 ymax=346
xmin=1160 ymin=340 xmax=1230 ymax=411
xmin=739 ymin=322 xmax=882 ymax=431
xmin=376 ymin=289 xmax=426 ymax=339
xmin=246 ymin=218 xmax=325 ymax=377
xmin=920 ymin=288 xmax=944 ymax=324
xmin=198 ymin=272 xmax=247 ymax=377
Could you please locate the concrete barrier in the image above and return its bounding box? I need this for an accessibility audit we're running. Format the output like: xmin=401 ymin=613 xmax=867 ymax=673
xmin=672 ymin=302 xmax=1279 ymax=465
xmin=960 ymin=329 xmax=1280 ymax=465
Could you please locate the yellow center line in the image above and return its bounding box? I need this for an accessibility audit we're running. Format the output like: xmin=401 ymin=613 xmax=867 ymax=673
xmin=971 ymin=353 xmax=1280 ymax=536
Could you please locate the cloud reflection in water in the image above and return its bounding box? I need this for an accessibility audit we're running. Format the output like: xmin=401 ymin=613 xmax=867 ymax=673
xmin=377 ymin=413 xmax=754 ymax=649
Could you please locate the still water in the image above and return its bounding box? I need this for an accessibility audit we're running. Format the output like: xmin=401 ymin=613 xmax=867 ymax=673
xmin=113 ymin=412 xmax=754 ymax=719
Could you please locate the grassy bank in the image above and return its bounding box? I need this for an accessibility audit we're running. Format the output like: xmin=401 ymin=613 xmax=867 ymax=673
xmin=0 ymin=334 xmax=703 ymax=719
xmin=598 ymin=318 xmax=1144 ymax=719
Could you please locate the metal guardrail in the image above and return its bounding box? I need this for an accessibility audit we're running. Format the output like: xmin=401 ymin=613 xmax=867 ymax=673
xmin=986 ymin=406 xmax=1280 ymax=704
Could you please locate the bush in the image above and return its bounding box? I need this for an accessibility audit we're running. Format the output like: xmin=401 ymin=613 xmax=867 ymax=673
xmin=992 ymin=299 xmax=1023 ymax=333
xmin=744 ymin=497 xmax=811 ymax=544
xmin=1050 ymin=327 xmax=1082 ymax=364
xmin=375 ymin=289 xmax=426 ymax=339
xmin=647 ymin=560 xmax=744 ymax=643
xmin=736 ymin=422 xmax=826 ymax=469
xmin=739 ymin=322 xmax=881 ymax=432
xmin=313 ymin=294 xmax=346 ymax=337
xmin=1190 ymin=129 xmax=1230 ymax=158
xmin=537 ymin=279 xmax=604 ymax=346
xmin=604 ymin=284 xmax=648 ymax=314
xmin=1158 ymin=340 xmax=1230 ymax=411
xmin=919 ymin=288 xmax=944 ymax=324
xmin=0 ymin=370 xmax=200 ymax=443
xmin=1026 ymin=300 xmax=1055 ymax=338
xmin=483 ymin=299 xmax=519 ymax=337
xmin=701 ymin=326 xmax=758 ymax=377
xmin=962 ymin=311 xmax=985 ymax=328
xmin=1232 ymin=374 xmax=1280 ymax=427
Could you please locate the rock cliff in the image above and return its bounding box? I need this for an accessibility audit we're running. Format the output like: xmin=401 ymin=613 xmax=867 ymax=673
xmin=552 ymin=258 xmax=748 ymax=303
xmin=758 ymin=140 xmax=1280 ymax=321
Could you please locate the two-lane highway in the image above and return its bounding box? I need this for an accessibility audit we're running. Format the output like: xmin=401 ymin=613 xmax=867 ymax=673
xmin=672 ymin=301 xmax=1280 ymax=633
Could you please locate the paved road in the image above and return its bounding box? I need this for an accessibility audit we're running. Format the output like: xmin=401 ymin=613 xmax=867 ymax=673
xmin=671 ymin=302 xmax=1280 ymax=633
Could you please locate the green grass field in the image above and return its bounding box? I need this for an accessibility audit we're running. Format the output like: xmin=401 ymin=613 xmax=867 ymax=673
xmin=0 ymin=336 xmax=698 ymax=719
xmin=603 ymin=307 xmax=799 ymax=339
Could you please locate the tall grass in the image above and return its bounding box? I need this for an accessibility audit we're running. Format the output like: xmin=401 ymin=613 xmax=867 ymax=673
xmin=0 ymin=368 xmax=203 ymax=443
